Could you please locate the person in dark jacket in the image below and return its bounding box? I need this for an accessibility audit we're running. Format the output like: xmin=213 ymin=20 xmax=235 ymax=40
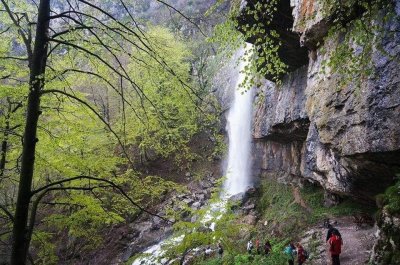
xmin=264 ymin=241 xmax=272 ymax=256
xmin=295 ymin=242 xmax=306 ymax=265
xmin=326 ymin=224 xmax=342 ymax=242
xmin=217 ymin=243 xmax=223 ymax=258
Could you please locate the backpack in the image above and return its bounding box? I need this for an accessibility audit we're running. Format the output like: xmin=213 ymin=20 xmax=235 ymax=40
xmin=303 ymin=249 xmax=309 ymax=260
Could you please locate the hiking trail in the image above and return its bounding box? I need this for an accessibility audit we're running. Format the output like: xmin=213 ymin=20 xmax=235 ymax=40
xmin=301 ymin=216 xmax=376 ymax=265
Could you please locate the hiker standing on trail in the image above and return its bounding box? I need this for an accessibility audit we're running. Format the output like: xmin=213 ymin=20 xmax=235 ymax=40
xmin=284 ymin=243 xmax=296 ymax=265
xmin=326 ymin=223 xmax=342 ymax=242
xmin=295 ymin=242 xmax=306 ymax=265
xmin=217 ymin=243 xmax=223 ymax=258
xmin=204 ymin=246 xmax=212 ymax=258
xmin=247 ymin=240 xmax=253 ymax=254
xmin=256 ymin=239 xmax=260 ymax=254
xmin=328 ymin=229 xmax=343 ymax=265
xmin=264 ymin=240 xmax=272 ymax=256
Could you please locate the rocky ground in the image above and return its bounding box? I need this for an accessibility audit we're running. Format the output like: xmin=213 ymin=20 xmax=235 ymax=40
xmin=115 ymin=175 xmax=219 ymax=264
xmin=301 ymin=216 xmax=377 ymax=265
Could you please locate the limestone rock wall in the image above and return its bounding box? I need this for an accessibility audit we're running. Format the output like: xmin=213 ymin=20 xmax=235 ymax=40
xmin=371 ymin=208 xmax=400 ymax=264
xmin=252 ymin=0 xmax=400 ymax=203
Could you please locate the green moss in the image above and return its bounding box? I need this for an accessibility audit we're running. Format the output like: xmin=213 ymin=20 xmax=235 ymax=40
xmin=319 ymin=0 xmax=395 ymax=91
xmin=256 ymin=180 xmax=376 ymax=240
xmin=383 ymin=182 xmax=400 ymax=215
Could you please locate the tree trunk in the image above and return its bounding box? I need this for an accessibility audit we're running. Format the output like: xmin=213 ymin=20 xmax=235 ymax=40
xmin=0 ymin=100 xmax=11 ymax=178
xmin=10 ymin=0 xmax=50 ymax=264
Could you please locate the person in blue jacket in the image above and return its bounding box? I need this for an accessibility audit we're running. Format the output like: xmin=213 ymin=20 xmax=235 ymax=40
xmin=284 ymin=243 xmax=296 ymax=265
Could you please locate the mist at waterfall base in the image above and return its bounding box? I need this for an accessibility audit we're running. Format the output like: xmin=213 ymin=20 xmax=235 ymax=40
xmin=132 ymin=44 xmax=254 ymax=265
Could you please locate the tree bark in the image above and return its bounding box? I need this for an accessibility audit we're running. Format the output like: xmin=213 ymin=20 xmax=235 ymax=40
xmin=0 ymin=100 xmax=11 ymax=178
xmin=10 ymin=0 xmax=50 ymax=264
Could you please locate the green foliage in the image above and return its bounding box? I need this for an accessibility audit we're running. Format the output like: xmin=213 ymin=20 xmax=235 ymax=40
xmin=257 ymin=180 xmax=375 ymax=239
xmin=207 ymin=0 xmax=287 ymax=88
xmin=195 ymin=239 xmax=287 ymax=265
xmin=31 ymin=230 xmax=59 ymax=265
xmin=378 ymin=179 xmax=400 ymax=215
xmin=44 ymin=194 xmax=124 ymax=249
xmin=123 ymin=26 xmax=201 ymax=165
xmin=0 ymin=1 xmax=220 ymax=261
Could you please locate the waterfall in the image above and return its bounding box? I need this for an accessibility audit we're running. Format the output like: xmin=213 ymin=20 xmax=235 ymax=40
xmin=223 ymin=44 xmax=253 ymax=197
xmin=131 ymin=43 xmax=254 ymax=265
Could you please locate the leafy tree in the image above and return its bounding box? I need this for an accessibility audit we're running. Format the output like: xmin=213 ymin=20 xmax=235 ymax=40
xmin=0 ymin=0 xmax=209 ymax=264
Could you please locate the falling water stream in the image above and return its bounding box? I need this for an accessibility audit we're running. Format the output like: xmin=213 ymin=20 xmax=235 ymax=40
xmin=132 ymin=43 xmax=254 ymax=265
xmin=222 ymin=46 xmax=253 ymax=198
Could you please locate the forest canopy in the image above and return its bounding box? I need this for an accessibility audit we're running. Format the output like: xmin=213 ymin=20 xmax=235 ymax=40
xmin=0 ymin=0 xmax=222 ymax=264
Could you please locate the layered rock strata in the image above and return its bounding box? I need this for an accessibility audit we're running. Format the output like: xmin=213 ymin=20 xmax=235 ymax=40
xmin=249 ymin=0 xmax=400 ymax=204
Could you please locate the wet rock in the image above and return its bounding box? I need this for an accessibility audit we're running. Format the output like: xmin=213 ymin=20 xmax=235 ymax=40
xmin=183 ymin=198 xmax=194 ymax=206
xmin=242 ymin=213 xmax=257 ymax=225
xmin=121 ymin=246 xmax=134 ymax=262
xmin=371 ymin=209 xmax=400 ymax=264
xmin=228 ymin=192 xmax=245 ymax=205
xmin=191 ymin=201 xmax=202 ymax=210
xmin=243 ymin=203 xmax=255 ymax=212
xmin=199 ymin=180 xmax=212 ymax=189
xmin=180 ymin=210 xmax=190 ymax=220
xmin=191 ymin=215 xmax=198 ymax=223
xmin=195 ymin=193 xmax=205 ymax=201
xmin=323 ymin=191 xmax=342 ymax=207
xmin=229 ymin=187 xmax=257 ymax=206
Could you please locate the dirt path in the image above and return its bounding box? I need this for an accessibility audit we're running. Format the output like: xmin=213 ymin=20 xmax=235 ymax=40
xmin=301 ymin=216 xmax=377 ymax=265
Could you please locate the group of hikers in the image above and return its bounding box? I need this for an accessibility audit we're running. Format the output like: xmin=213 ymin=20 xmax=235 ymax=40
xmin=277 ymin=223 xmax=343 ymax=265
xmin=204 ymin=242 xmax=224 ymax=258
xmin=279 ymin=223 xmax=343 ymax=265
xmin=284 ymin=242 xmax=308 ymax=265
xmin=203 ymin=222 xmax=343 ymax=265
xmin=246 ymin=239 xmax=272 ymax=255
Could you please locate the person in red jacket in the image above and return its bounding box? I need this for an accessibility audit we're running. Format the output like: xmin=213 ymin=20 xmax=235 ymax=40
xmin=328 ymin=229 xmax=343 ymax=265
xmin=295 ymin=242 xmax=306 ymax=265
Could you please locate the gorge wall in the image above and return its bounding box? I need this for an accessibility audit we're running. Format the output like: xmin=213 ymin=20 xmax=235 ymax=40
xmin=248 ymin=0 xmax=400 ymax=205
xmin=242 ymin=1 xmax=400 ymax=262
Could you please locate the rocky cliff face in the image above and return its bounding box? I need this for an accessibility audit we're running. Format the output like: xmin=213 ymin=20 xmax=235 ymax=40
xmin=249 ymin=0 xmax=400 ymax=205
xmin=243 ymin=1 xmax=400 ymax=261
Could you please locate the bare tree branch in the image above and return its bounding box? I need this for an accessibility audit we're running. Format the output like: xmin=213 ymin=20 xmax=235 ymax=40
xmin=0 ymin=56 xmax=29 ymax=61
xmin=153 ymin=0 xmax=207 ymax=37
xmin=40 ymin=89 xmax=137 ymax=171
xmin=0 ymin=204 xmax=14 ymax=222
xmin=0 ymin=0 xmax=33 ymax=61
xmin=30 ymin=175 xmax=173 ymax=223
